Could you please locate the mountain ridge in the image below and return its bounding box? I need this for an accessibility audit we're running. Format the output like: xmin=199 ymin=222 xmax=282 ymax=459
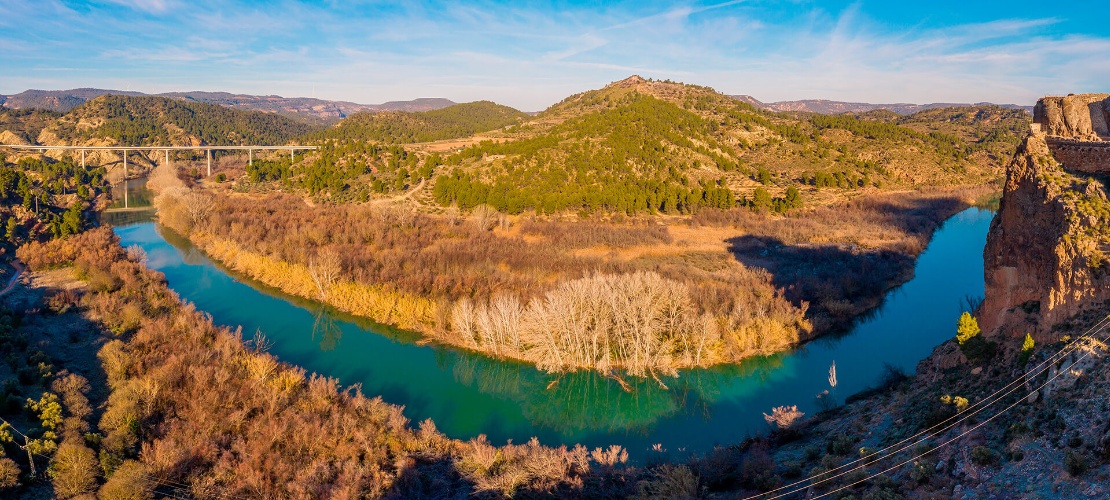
xmin=0 ymin=88 xmax=456 ymax=121
xmin=731 ymin=94 xmax=1034 ymax=115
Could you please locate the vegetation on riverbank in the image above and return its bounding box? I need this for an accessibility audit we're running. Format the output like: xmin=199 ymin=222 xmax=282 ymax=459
xmin=1 ymin=227 xmax=651 ymax=498
xmin=154 ymin=186 xmax=809 ymax=376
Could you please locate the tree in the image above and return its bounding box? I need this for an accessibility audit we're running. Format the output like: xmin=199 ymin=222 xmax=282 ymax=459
xmin=308 ymin=249 xmax=343 ymax=300
xmin=956 ymin=312 xmax=980 ymax=345
xmin=783 ymin=186 xmax=802 ymax=209
xmin=181 ymin=191 xmax=213 ymax=230
xmin=751 ymin=187 xmax=772 ymax=212
xmin=49 ymin=440 xmax=98 ymax=498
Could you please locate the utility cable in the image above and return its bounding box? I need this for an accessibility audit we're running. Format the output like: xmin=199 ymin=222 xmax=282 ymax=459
xmin=747 ymin=314 xmax=1110 ymax=499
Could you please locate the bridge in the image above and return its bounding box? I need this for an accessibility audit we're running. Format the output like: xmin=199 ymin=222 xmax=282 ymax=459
xmin=0 ymin=144 xmax=318 ymax=178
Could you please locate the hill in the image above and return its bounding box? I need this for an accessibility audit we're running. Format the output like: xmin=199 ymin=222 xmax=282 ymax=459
xmin=425 ymin=76 xmax=1021 ymax=215
xmin=731 ymin=95 xmax=1034 ymax=115
xmin=37 ymin=95 xmax=319 ymax=146
xmin=0 ymin=88 xmax=456 ymax=120
xmin=308 ymin=101 xmax=527 ymax=144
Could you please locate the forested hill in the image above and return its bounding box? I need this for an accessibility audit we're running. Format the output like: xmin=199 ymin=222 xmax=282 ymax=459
xmin=37 ymin=95 xmax=320 ymax=146
xmin=308 ymin=101 xmax=528 ymax=144
xmin=427 ymin=76 xmax=1026 ymax=215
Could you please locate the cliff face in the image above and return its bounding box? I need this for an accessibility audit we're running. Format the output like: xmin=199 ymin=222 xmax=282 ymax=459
xmin=1033 ymin=93 xmax=1110 ymax=140
xmin=980 ymin=132 xmax=1110 ymax=340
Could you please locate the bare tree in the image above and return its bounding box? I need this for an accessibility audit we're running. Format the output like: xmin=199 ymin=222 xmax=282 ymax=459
xmin=471 ymin=204 xmax=498 ymax=231
xmin=451 ymin=298 xmax=478 ymax=348
xmin=308 ymin=249 xmax=343 ymax=299
xmin=763 ymin=405 xmax=804 ymax=430
xmin=181 ymin=191 xmax=214 ymax=229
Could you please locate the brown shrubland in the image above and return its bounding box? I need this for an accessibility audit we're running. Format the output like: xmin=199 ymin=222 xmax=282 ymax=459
xmin=22 ymin=228 xmax=637 ymax=497
xmin=154 ymin=189 xmax=810 ymax=375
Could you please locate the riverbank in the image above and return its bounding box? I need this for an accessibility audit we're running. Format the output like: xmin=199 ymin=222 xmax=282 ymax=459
xmin=143 ymin=162 xmax=992 ymax=377
xmin=116 ymin=207 xmax=997 ymax=458
xmin=14 ymin=227 xmax=641 ymax=497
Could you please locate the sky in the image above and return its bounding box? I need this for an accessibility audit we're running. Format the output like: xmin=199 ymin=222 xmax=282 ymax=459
xmin=1 ymin=0 xmax=1108 ymax=111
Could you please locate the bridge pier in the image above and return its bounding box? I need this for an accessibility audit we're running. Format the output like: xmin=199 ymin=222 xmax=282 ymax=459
xmin=249 ymin=148 xmax=253 ymax=167
xmin=123 ymin=149 xmax=127 ymax=180
xmin=81 ymin=149 xmax=85 ymax=169
xmin=207 ymin=149 xmax=212 ymax=177
xmin=291 ymin=148 xmax=294 ymax=164
xmin=165 ymin=150 xmax=169 ymax=168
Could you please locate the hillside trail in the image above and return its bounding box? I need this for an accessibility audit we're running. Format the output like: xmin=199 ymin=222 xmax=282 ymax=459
xmin=390 ymin=178 xmax=426 ymax=203
xmin=0 ymin=260 xmax=25 ymax=297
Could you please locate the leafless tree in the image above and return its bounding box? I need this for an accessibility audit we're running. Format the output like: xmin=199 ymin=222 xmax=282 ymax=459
xmin=763 ymin=405 xmax=804 ymax=430
xmin=308 ymin=249 xmax=343 ymax=299
xmin=471 ymin=204 xmax=498 ymax=231
xmin=182 ymin=191 xmax=214 ymax=229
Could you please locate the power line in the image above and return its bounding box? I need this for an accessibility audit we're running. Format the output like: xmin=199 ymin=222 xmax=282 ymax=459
xmin=747 ymin=314 xmax=1110 ymax=499
xmin=812 ymin=320 xmax=1110 ymax=499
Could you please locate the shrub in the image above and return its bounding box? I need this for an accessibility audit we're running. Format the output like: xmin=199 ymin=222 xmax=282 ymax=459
xmin=826 ymin=433 xmax=854 ymax=456
xmin=1065 ymin=450 xmax=1088 ymax=477
xmin=764 ymin=405 xmax=805 ymax=430
xmin=1020 ymin=333 xmax=1035 ymax=365
xmin=956 ymin=312 xmax=980 ymax=345
xmin=634 ymin=464 xmax=700 ymax=499
xmin=970 ymin=446 xmax=999 ymax=467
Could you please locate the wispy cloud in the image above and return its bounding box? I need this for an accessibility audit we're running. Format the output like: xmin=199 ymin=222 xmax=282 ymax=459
xmin=102 ymin=0 xmax=176 ymax=14
xmin=0 ymin=1 xmax=1106 ymax=109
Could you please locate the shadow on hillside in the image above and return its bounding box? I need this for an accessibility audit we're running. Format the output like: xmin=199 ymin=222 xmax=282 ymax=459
xmin=727 ymin=235 xmax=912 ymax=334
xmin=724 ymin=194 xmax=974 ymax=333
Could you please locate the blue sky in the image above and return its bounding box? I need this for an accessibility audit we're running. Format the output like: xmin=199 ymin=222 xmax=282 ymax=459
xmin=1 ymin=0 xmax=1107 ymax=111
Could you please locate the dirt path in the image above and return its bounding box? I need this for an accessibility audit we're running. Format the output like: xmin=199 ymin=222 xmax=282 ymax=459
xmin=0 ymin=260 xmax=24 ymax=297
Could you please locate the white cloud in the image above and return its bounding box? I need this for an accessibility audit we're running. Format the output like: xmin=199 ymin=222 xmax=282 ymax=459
xmin=102 ymin=0 xmax=176 ymax=14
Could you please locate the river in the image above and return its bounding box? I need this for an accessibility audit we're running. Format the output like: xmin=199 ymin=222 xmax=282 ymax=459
xmin=108 ymin=188 xmax=994 ymax=460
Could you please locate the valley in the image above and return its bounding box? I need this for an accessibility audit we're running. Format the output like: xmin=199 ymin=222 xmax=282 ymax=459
xmin=2 ymin=76 xmax=1109 ymax=499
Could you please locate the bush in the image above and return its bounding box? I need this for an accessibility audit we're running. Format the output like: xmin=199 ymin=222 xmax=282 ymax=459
xmin=214 ymin=173 xmax=227 ymax=183
xmin=970 ymin=446 xmax=999 ymax=467
xmin=634 ymin=464 xmax=700 ymax=499
xmin=1065 ymin=450 xmax=1088 ymax=477
xmin=1020 ymin=333 xmax=1035 ymax=365
xmin=960 ymin=335 xmax=998 ymax=363
xmin=826 ymin=432 xmax=854 ymax=456
xmin=956 ymin=311 xmax=980 ymax=345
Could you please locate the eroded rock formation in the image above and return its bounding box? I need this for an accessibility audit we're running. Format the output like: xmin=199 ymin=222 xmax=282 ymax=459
xmin=981 ymin=98 xmax=1110 ymax=340
xmin=1033 ymin=93 xmax=1110 ymax=140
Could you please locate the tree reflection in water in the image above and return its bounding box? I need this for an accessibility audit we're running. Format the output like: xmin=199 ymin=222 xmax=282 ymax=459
xmin=446 ymin=350 xmax=787 ymax=435
xmin=312 ymin=307 xmax=342 ymax=351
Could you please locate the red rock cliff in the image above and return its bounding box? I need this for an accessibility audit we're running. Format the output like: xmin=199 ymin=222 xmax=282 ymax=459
xmin=980 ymin=131 xmax=1110 ymax=340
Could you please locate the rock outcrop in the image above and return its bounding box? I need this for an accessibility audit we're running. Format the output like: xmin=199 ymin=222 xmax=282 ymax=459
xmin=1033 ymin=93 xmax=1110 ymax=140
xmin=980 ymin=101 xmax=1110 ymax=340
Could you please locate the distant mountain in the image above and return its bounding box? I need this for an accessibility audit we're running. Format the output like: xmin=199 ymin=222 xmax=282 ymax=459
xmin=0 ymin=88 xmax=456 ymax=121
xmin=28 ymin=95 xmax=318 ymax=147
xmin=308 ymin=101 xmax=527 ymax=144
xmin=729 ymin=95 xmax=1033 ymax=115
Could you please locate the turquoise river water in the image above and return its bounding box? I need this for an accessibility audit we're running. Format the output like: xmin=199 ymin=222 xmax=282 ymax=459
xmin=108 ymin=199 xmax=995 ymax=460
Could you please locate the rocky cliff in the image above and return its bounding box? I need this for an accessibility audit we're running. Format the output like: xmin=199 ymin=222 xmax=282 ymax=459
xmin=1033 ymin=93 xmax=1110 ymax=140
xmin=980 ymin=113 xmax=1110 ymax=340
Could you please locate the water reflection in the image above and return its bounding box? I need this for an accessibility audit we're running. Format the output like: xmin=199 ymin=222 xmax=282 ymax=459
xmin=312 ymin=307 xmax=343 ymax=352
xmin=114 ymin=208 xmax=996 ymax=457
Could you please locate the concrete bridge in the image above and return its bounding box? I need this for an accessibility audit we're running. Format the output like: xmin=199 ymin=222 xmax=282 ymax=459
xmin=0 ymin=144 xmax=317 ymax=178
